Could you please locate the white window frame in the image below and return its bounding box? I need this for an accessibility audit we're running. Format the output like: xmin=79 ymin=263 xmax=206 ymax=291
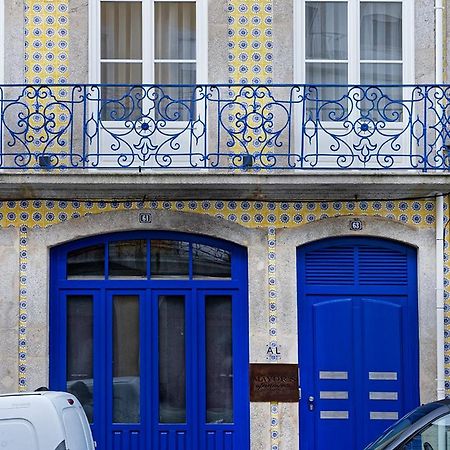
xmin=294 ymin=0 xmax=414 ymax=86
xmin=88 ymin=0 xmax=208 ymax=85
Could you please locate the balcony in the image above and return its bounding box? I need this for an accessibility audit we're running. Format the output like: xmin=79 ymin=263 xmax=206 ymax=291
xmin=0 ymin=84 xmax=450 ymax=200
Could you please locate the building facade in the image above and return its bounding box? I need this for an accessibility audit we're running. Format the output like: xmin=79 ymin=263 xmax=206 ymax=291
xmin=0 ymin=1 xmax=450 ymax=449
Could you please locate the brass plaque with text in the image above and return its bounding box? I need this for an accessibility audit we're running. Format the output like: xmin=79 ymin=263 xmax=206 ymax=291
xmin=250 ymin=364 xmax=299 ymax=402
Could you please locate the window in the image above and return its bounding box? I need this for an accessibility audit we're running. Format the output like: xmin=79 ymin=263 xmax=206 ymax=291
xmin=90 ymin=0 xmax=206 ymax=120
xmin=65 ymin=238 xmax=232 ymax=280
xmin=402 ymin=413 xmax=450 ymax=450
xmin=296 ymin=0 xmax=412 ymax=119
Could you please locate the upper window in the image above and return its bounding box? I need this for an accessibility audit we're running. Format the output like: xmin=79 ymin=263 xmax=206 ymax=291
xmin=92 ymin=0 xmax=205 ymax=119
xmin=304 ymin=1 xmax=404 ymax=86
xmin=66 ymin=238 xmax=232 ymax=280
xmin=298 ymin=0 xmax=411 ymax=119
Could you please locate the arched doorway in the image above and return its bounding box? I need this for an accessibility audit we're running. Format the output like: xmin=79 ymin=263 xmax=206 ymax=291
xmin=50 ymin=231 xmax=249 ymax=450
xmin=298 ymin=237 xmax=419 ymax=450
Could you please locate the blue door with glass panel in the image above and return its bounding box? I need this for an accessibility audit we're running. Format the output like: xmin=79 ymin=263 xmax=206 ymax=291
xmin=50 ymin=232 xmax=249 ymax=450
xmin=298 ymin=237 xmax=419 ymax=450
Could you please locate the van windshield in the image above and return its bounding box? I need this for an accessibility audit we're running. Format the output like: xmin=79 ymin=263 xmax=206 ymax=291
xmin=364 ymin=403 xmax=444 ymax=450
xmin=55 ymin=441 xmax=66 ymax=450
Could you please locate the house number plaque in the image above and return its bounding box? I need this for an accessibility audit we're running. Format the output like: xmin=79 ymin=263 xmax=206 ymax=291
xmin=250 ymin=364 xmax=299 ymax=402
xmin=350 ymin=218 xmax=363 ymax=231
xmin=139 ymin=212 xmax=152 ymax=224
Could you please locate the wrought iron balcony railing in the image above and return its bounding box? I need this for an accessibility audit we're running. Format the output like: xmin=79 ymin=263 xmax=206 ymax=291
xmin=1 ymin=84 xmax=450 ymax=170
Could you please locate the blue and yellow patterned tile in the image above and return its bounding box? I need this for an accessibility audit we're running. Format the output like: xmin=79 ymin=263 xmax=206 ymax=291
xmin=0 ymin=199 xmax=436 ymax=229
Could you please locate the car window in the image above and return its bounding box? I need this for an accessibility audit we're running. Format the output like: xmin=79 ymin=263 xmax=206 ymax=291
xmin=401 ymin=413 xmax=450 ymax=450
xmin=366 ymin=404 xmax=445 ymax=450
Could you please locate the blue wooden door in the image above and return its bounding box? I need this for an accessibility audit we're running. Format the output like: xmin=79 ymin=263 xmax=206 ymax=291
xmin=298 ymin=237 xmax=419 ymax=450
xmin=50 ymin=232 xmax=249 ymax=450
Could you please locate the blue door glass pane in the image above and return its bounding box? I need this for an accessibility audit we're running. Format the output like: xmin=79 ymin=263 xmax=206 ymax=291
xmin=66 ymin=295 xmax=94 ymax=423
xmin=159 ymin=295 xmax=186 ymax=423
xmin=113 ymin=295 xmax=140 ymax=423
xmin=205 ymin=295 xmax=233 ymax=424
xmin=193 ymin=244 xmax=231 ymax=279
xmin=67 ymin=245 xmax=105 ymax=279
xmin=151 ymin=240 xmax=189 ymax=278
xmin=109 ymin=240 xmax=147 ymax=278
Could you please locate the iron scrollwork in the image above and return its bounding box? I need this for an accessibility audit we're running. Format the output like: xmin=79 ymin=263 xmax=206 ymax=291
xmin=0 ymin=83 xmax=449 ymax=170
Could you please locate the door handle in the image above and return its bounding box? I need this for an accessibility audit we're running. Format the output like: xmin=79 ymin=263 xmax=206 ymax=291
xmin=308 ymin=396 xmax=315 ymax=411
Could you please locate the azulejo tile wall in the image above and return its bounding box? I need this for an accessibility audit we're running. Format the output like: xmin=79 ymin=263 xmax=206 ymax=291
xmin=0 ymin=199 xmax=437 ymax=229
xmin=228 ymin=0 xmax=273 ymax=85
xmin=24 ymin=0 xmax=70 ymax=163
xmin=24 ymin=0 xmax=68 ymax=85
xmin=18 ymin=225 xmax=28 ymax=390
xmin=444 ymin=198 xmax=450 ymax=393
xmin=227 ymin=0 xmax=274 ymax=159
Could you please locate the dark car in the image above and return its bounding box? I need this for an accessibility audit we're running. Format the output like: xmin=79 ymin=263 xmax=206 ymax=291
xmin=364 ymin=399 xmax=450 ymax=450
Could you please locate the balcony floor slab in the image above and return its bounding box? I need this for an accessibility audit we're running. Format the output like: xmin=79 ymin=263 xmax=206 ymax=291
xmin=0 ymin=171 xmax=449 ymax=201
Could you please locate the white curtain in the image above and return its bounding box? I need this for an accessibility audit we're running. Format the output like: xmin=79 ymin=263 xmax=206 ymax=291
xmin=360 ymin=2 xmax=402 ymax=61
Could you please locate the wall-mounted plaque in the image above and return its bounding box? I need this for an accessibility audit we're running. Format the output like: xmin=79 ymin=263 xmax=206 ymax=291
xmin=139 ymin=213 xmax=152 ymax=224
xmin=350 ymin=218 xmax=363 ymax=231
xmin=250 ymin=364 xmax=299 ymax=402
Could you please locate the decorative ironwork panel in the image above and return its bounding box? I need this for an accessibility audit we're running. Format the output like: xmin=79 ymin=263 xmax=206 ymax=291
xmin=1 ymin=84 xmax=450 ymax=170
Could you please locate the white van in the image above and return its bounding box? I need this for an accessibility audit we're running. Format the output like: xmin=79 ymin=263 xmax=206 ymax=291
xmin=0 ymin=391 xmax=95 ymax=450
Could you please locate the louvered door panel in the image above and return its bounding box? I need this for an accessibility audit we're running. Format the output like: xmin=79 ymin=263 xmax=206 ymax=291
xmin=305 ymin=247 xmax=355 ymax=285
xmin=359 ymin=246 xmax=408 ymax=286
xmin=304 ymin=241 xmax=410 ymax=287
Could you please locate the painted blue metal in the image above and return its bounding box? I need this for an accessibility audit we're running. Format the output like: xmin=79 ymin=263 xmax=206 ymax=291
xmin=297 ymin=237 xmax=419 ymax=450
xmin=2 ymin=84 xmax=450 ymax=170
xmin=50 ymin=231 xmax=249 ymax=450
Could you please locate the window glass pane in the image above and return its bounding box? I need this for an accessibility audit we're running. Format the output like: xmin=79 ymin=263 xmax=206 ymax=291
xmin=366 ymin=403 xmax=444 ymax=450
xmin=361 ymin=2 xmax=402 ymax=61
xmin=113 ymin=296 xmax=140 ymax=423
xmin=403 ymin=413 xmax=450 ymax=449
xmin=66 ymin=296 xmax=94 ymax=423
xmin=305 ymin=62 xmax=348 ymax=121
xmin=361 ymin=62 xmax=402 ymax=85
xmin=109 ymin=240 xmax=147 ymax=278
xmin=155 ymin=2 xmax=196 ymax=60
xmin=159 ymin=295 xmax=186 ymax=423
xmin=67 ymin=245 xmax=105 ymax=279
xmin=101 ymin=63 xmax=142 ymax=120
xmin=206 ymin=295 xmax=233 ymax=424
xmin=361 ymin=63 xmax=402 ymax=120
xmin=101 ymin=2 xmax=142 ymax=60
xmin=155 ymin=63 xmax=196 ymax=121
xmin=101 ymin=62 xmax=142 ymax=86
xmin=306 ymin=2 xmax=347 ymax=60
xmin=151 ymin=240 xmax=189 ymax=278
xmin=193 ymin=244 xmax=231 ymax=279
